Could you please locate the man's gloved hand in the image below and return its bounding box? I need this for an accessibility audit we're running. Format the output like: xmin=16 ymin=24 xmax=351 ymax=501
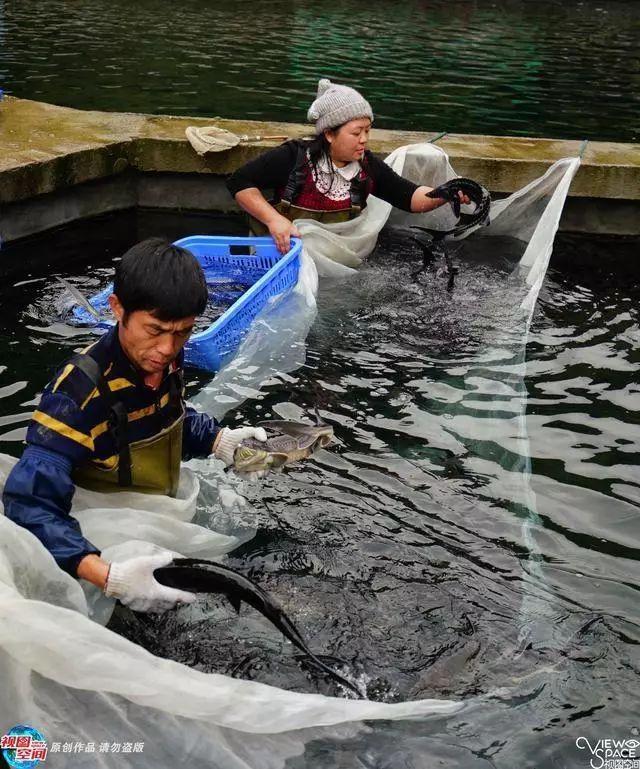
xmin=104 ymin=552 xmax=196 ymax=613
xmin=213 ymin=426 xmax=268 ymax=466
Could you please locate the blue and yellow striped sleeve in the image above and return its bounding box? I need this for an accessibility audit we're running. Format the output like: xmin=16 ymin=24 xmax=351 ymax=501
xmin=2 ymin=367 xmax=101 ymax=575
xmin=25 ymin=388 xmax=96 ymax=465
xmin=3 ymin=446 xmax=100 ymax=575
xmin=183 ymin=406 xmax=221 ymax=459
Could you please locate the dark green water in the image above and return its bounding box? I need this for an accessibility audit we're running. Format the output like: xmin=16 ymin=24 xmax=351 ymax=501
xmin=0 ymin=0 xmax=638 ymax=141
xmin=0 ymin=212 xmax=638 ymax=766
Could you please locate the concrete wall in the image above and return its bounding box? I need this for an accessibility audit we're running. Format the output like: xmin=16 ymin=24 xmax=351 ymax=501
xmin=1 ymin=97 xmax=639 ymax=242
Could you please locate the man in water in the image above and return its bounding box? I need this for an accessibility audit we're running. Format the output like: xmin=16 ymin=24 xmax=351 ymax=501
xmin=2 ymin=238 xmax=266 ymax=612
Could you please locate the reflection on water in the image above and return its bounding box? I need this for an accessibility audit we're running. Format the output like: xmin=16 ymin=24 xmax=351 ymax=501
xmin=0 ymin=213 xmax=638 ymax=766
xmin=0 ymin=0 xmax=638 ymax=141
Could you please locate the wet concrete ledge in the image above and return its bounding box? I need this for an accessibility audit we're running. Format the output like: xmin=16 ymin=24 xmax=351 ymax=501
xmin=1 ymin=97 xmax=639 ymax=242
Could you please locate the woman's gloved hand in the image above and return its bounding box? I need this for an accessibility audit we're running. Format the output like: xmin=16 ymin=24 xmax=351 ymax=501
xmin=213 ymin=426 xmax=268 ymax=466
xmin=104 ymin=552 xmax=196 ymax=613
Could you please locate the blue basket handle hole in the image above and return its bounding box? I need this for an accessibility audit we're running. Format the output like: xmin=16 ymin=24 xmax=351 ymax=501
xmin=229 ymin=245 xmax=256 ymax=256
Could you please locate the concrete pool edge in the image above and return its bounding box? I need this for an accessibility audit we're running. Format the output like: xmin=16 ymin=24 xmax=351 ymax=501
xmin=1 ymin=97 xmax=639 ymax=241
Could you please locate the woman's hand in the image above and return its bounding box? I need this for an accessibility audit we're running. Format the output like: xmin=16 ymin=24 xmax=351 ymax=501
xmin=431 ymin=189 xmax=471 ymax=209
xmin=234 ymin=188 xmax=301 ymax=253
xmin=411 ymin=185 xmax=471 ymax=213
xmin=268 ymin=214 xmax=301 ymax=255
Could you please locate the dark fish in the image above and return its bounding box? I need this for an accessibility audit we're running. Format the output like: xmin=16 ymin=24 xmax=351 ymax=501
xmin=409 ymin=640 xmax=482 ymax=698
xmin=415 ymin=177 xmax=491 ymax=242
xmin=410 ymin=178 xmax=491 ymax=288
xmin=56 ymin=277 xmax=102 ymax=320
xmin=154 ymin=557 xmax=364 ymax=697
xmin=426 ymin=177 xmax=491 ymax=231
xmin=410 ymin=229 xmax=459 ymax=290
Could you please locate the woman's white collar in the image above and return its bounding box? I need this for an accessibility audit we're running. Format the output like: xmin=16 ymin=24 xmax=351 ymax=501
xmin=317 ymin=154 xmax=361 ymax=180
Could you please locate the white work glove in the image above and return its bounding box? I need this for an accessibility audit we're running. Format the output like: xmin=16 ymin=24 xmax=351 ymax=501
xmin=213 ymin=426 xmax=268 ymax=466
xmin=104 ymin=552 xmax=197 ymax=613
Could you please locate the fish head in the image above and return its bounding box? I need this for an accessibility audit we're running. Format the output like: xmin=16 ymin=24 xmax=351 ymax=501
xmin=258 ymin=420 xmax=334 ymax=449
xmin=233 ymin=445 xmax=288 ymax=474
xmin=232 ymin=420 xmax=334 ymax=474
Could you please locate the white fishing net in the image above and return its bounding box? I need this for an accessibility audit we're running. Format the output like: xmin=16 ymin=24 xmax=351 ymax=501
xmin=293 ymin=142 xmax=580 ymax=660
xmin=0 ymin=142 xmax=579 ymax=767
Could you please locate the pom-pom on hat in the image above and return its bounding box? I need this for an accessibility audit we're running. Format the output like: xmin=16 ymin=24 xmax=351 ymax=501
xmin=307 ymin=78 xmax=373 ymax=135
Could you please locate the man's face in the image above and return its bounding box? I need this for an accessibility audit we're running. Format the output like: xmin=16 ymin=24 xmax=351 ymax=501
xmin=108 ymin=294 xmax=195 ymax=375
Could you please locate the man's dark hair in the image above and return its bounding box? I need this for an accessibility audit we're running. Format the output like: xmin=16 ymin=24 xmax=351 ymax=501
xmin=113 ymin=238 xmax=208 ymax=321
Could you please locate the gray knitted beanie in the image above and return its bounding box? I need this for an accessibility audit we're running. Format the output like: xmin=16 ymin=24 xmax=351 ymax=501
xmin=307 ymin=78 xmax=374 ymax=134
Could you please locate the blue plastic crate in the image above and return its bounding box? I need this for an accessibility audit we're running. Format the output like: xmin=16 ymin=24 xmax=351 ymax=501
xmin=71 ymin=236 xmax=302 ymax=372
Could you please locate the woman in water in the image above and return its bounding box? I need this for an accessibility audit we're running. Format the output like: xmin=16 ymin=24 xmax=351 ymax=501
xmin=227 ymin=78 xmax=470 ymax=254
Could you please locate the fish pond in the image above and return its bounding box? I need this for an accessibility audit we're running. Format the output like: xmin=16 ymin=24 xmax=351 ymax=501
xmin=0 ymin=0 xmax=638 ymax=142
xmin=0 ymin=210 xmax=638 ymax=767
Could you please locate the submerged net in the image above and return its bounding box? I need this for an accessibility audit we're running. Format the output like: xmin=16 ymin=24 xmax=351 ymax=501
xmin=0 ymin=143 xmax=579 ymax=767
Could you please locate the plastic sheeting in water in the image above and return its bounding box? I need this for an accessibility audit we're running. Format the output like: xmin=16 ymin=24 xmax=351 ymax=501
xmin=0 ymin=142 xmax=579 ymax=767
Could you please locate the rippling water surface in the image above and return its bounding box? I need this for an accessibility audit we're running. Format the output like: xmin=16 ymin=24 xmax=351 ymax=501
xmin=0 ymin=212 xmax=638 ymax=766
xmin=0 ymin=0 xmax=638 ymax=141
